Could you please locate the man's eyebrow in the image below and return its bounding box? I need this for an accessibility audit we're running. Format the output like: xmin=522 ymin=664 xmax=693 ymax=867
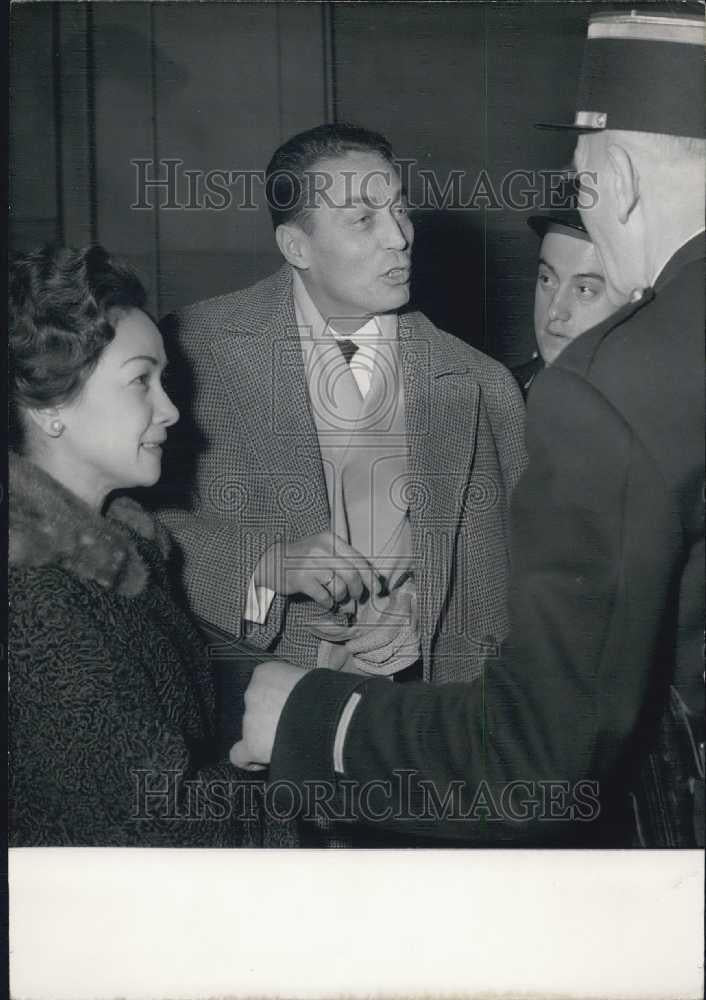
xmin=574 ymin=272 xmax=605 ymax=282
xmin=120 ymin=354 xmax=160 ymax=367
xmin=339 ymin=187 xmax=407 ymax=210
xmin=537 ymin=257 xmax=558 ymax=275
xmin=339 ymin=195 xmax=370 ymax=209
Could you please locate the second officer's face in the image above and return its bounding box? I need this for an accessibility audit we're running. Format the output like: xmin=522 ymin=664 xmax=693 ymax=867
xmin=533 ymin=226 xmax=623 ymax=364
xmin=295 ymin=152 xmax=414 ymax=333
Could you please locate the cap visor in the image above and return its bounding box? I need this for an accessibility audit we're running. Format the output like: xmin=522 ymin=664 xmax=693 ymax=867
xmin=534 ymin=121 xmax=604 ymax=132
xmin=529 ymin=218 xmax=589 ymax=240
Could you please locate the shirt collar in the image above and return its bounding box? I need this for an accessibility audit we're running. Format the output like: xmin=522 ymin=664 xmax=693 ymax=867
xmin=291 ymin=268 xmax=397 ymax=344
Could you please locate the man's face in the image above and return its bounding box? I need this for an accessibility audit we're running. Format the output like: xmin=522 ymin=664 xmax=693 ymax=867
xmin=574 ymin=133 xmax=645 ymax=302
xmin=295 ymin=152 xmax=413 ymax=331
xmin=533 ymin=226 xmax=624 ymax=364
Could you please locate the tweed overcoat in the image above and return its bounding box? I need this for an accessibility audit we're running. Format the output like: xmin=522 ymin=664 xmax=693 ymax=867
xmin=156 ymin=266 xmax=527 ymax=684
xmin=8 ymin=454 xmax=264 ymax=847
xmin=268 ymin=235 xmax=705 ymax=848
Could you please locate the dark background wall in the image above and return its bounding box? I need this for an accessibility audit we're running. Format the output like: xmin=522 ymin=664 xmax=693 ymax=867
xmin=10 ymin=1 xmax=589 ymax=367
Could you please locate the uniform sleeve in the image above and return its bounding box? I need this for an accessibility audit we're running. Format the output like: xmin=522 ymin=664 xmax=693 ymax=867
xmin=269 ymin=366 xmax=683 ymax=842
xmin=9 ymin=574 xmax=262 ymax=847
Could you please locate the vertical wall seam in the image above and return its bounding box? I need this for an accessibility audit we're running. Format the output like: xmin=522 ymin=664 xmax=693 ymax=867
xmin=149 ymin=4 xmax=162 ymax=319
xmin=275 ymin=3 xmax=283 ymax=142
xmin=482 ymin=3 xmax=488 ymax=355
xmin=85 ymin=3 xmax=97 ymax=244
xmin=52 ymin=5 xmax=64 ymax=244
xmin=322 ymin=2 xmax=337 ymax=123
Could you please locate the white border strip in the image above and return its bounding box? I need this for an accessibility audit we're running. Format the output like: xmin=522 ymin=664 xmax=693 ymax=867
xmin=9 ymin=847 xmax=705 ymax=1000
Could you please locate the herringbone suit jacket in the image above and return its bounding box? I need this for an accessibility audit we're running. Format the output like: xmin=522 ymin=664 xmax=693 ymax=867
xmin=155 ymin=266 xmax=526 ymax=684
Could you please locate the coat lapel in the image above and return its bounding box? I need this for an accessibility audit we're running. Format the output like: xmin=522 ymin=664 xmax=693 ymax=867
xmin=207 ymin=288 xmax=482 ymax=653
xmin=399 ymin=313 xmax=480 ymax=663
xmin=208 ymin=267 xmax=330 ymax=540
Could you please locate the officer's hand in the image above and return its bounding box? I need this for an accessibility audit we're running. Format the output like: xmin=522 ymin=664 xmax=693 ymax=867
xmin=229 ymin=659 xmax=306 ymax=768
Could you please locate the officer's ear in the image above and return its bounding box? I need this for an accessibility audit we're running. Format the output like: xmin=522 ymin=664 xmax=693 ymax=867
xmin=275 ymin=222 xmax=312 ymax=270
xmin=606 ymin=143 xmax=640 ymax=224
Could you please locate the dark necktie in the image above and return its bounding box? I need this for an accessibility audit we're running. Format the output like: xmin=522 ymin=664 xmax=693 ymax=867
xmin=337 ymin=338 xmax=359 ymax=365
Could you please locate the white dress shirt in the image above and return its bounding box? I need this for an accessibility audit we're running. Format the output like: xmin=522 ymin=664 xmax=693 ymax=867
xmin=243 ymin=273 xmax=391 ymax=624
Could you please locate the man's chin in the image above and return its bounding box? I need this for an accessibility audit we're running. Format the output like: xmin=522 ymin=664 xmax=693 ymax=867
xmin=537 ymin=333 xmax=570 ymax=366
xmin=378 ymin=283 xmax=411 ymax=312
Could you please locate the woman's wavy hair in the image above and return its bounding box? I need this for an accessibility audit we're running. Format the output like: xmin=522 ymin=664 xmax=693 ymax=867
xmin=9 ymin=244 xmax=147 ymax=450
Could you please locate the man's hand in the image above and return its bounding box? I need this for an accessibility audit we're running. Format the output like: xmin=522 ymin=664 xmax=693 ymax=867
xmin=309 ymin=587 xmax=420 ymax=675
xmin=344 ymin=589 xmax=417 ymax=660
xmin=229 ymin=659 xmax=307 ymax=768
xmin=254 ymin=531 xmax=382 ymax=612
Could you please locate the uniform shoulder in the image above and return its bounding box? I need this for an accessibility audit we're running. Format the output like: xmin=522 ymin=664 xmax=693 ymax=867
xmin=558 ymin=253 xmax=703 ymax=387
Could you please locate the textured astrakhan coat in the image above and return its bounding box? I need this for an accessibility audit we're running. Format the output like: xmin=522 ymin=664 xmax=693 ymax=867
xmin=9 ymin=454 xmax=262 ymax=847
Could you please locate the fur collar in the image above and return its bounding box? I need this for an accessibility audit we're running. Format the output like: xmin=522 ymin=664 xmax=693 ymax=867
xmin=9 ymin=452 xmax=171 ymax=597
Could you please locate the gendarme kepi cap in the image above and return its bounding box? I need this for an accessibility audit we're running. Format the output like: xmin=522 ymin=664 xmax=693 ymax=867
xmin=536 ymin=8 xmax=705 ymax=138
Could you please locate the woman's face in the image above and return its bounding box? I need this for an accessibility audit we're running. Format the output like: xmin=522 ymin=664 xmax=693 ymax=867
xmin=56 ymin=308 xmax=179 ymax=506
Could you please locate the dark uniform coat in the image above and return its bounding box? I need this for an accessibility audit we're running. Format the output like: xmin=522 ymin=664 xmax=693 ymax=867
xmin=511 ymin=350 xmax=545 ymax=400
xmin=268 ymin=234 xmax=705 ymax=848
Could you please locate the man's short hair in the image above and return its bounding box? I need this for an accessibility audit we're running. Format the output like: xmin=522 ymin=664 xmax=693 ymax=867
xmin=265 ymin=122 xmax=396 ymax=231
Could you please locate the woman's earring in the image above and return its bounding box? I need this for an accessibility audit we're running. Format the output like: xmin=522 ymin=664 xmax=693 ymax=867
xmin=49 ymin=419 xmax=65 ymax=437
